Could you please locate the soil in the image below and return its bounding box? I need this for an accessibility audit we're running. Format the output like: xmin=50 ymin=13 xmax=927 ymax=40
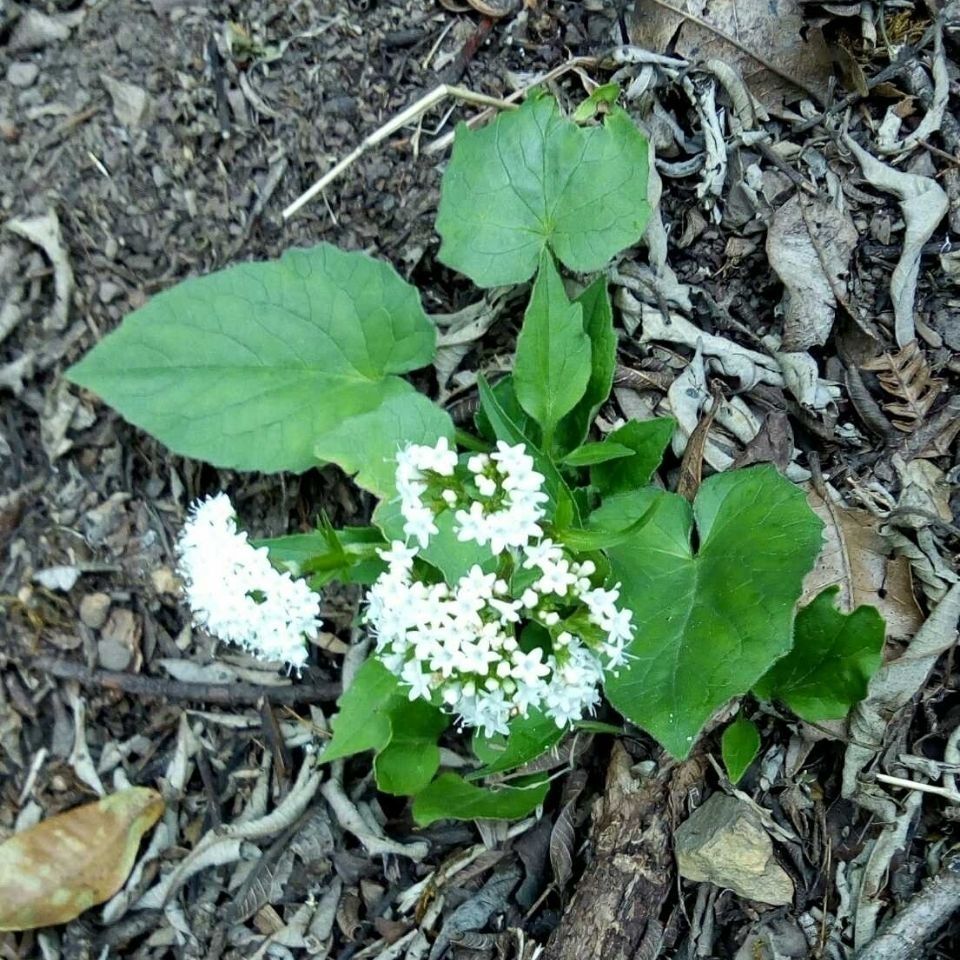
xmin=2 ymin=1 xmax=960 ymax=958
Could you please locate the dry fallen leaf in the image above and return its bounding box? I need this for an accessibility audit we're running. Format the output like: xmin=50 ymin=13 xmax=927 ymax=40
xmin=804 ymin=486 xmax=923 ymax=639
xmin=628 ymin=0 xmax=832 ymax=114
xmin=0 ymin=786 xmax=164 ymax=931
xmin=767 ymin=195 xmax=858 ymax=351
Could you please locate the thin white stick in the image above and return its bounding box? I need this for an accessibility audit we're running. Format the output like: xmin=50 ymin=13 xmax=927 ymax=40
xmin=875 ymin=772 xmax=960 ymax=802
xmin=282 ymin=84 xmax=516 ymax=220
xmin=423 ymin=56 xmax=600 ymax=155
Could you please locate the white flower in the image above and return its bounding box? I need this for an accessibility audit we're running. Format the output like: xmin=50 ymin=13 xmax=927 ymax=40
xmin=366 ymin=438 xmax=638 ymax=736
xmin=177 ymin=494 xmax=321 ymax=670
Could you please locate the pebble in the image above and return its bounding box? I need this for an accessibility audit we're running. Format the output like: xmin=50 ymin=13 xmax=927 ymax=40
xmin=675 ymin=792 xmax=794 ymax=905
xmin=79 ymin=592 xmax=111 ymax=629
xmin=97 ymin=637 xmax=133 ymax=671
xmin=7 ymin=62 xmax=39 ymax=89
xmin=98 ymin=280 xmax=122 ymax=304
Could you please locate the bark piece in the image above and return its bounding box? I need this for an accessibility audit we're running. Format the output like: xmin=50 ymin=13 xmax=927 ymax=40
xmin=544 ymin=745 xmax=704 ymax=960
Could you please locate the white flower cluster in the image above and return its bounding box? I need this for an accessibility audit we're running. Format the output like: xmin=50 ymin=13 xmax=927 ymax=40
xmin=176 ymin=493 xmax=321 ymax=670
xmin=366 ymin=440 xmax=635 ymax=736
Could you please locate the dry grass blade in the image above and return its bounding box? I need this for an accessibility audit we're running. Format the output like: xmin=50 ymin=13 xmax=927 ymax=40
xmin=861 ymin=341 xmax=943 ymax=432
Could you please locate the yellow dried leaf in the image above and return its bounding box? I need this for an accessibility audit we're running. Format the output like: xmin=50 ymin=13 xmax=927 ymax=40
xmin=0 ymin=786 xmax=164 ymax=931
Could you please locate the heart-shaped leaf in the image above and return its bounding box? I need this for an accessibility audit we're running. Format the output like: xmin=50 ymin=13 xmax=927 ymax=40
xmin=436 ymin=93 xmax=651 ymax=287
xmin=595 ymin=466 xmax=823 ymax=757
xmin=0 ymin=787 xmax=164 ymax=931
xmin=67 ymin=244 xmax=447 ymax=490
xmin=754 ymin=585 xmax=885 ymax=721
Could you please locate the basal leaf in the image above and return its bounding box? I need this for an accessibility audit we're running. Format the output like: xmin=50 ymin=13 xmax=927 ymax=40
xmin=721 ymin=717 xmax=760 ymax=785
xmin=754 ymin=586 xmax=885 ymax=721
xmin=514 ymin=252 xmax=591 ymax=448
xmin=597 ymin=466 xmax=824 ymax=758
xmin=67 ymin=244 xmax=441 ymax=482
xmin=320 ymin=658 xmax=399 ymax=764
xmin=555 ymin=277 xmax=617 ymax=454
xmin=375 ymin=700 xmax=449 ymax=796
xmin=590 ymin=418 xmax=675 ymax=495
xmin=0 ymin=787 xmax=164 ymax=931
xmin=468 ymin=709 xmax=566 ymax=779
xmin=412 ymin=773 xmax=549 ymax=826
xmin=436 ymin=93 xmax=651 ymax=287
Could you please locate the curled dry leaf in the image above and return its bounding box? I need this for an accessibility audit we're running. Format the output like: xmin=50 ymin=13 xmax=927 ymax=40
xmin=766 ymin=195 xmax=857 ymax=351
xmin=804 ymin=486 xmax=923 ymax=640
xmin=843 ymin=136 xmax=948 ymax=346
xmin=0 ymin=786 xmax=164 ymax=931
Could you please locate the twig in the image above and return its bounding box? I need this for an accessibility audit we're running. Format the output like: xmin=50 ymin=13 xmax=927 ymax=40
xmin=791 ymin=21 xmax=939 ymax=135
xmin=282 ymin=84 xmax=517 ymax=219
xmin=874 ymin=772 xmax=960 ymax=803
xmin=853 ymin=857 xmax=960 ymax=960
xmin=423 ymin=57 xmax=600 ymax=155
xmin=645 ymin=0 xmax=823 ymax=102
xmin=31 ymin=655 xmax=340 ymax=705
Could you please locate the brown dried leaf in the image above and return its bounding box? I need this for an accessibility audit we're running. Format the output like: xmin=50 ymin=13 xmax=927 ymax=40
xmin=804 ymin=487 xmax=923 ymax=640
xmin=550 ymin=770 xmax=587 ymax=893
xmin=861 ymin=341 xmax=943 ymax=432
xmin=0 ymin=787 xmax=164 ymax=931
xmin=628 ymin=0 xmax=832 ymax=113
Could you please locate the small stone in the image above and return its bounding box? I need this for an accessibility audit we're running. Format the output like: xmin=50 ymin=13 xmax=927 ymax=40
xmin=7 ymin=62 xmax=39 ymax=88
xmin=79 ymin=592 xmax=111 ymax=629
xmin=150 ymin=566 xmax=178 ymax=596
xmin=100 ymin=74 xmax=150 ymax=127
xmin=675 ymin=793 xmax=794 ymax=905
xmin=97 ymin=637 xmax=132 ymax=671
xmin=9 ymin=10 xmax=72 ymax=51
xmin=98 ymin=280 xmax=122 ymax=304
xmin=98 ymin=608 xmax=141 ymax=671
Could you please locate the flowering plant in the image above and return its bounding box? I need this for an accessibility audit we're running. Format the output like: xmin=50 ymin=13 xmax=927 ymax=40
xmin=67 ymin=92 xmax=885 ymax=821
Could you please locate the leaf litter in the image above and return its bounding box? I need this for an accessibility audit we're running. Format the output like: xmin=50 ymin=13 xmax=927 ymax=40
xmin=2 ymin=0 xmax=960 ymax=957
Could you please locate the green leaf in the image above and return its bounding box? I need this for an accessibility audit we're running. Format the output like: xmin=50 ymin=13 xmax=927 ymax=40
xmin=314 ymin=385 xmax=453 ymax=497
xmin=412 ymin=773 xmax=549 ymax=826
xmin=514 ymin=252 xmax=591 ymax=449
xmin=721 ymin=717 xmax=760 ymax=784
xmin=597 ymin=466 xmax=824 ymax=758
xmin=555 ymin=277 xmax=618 ymax=454
xmin=590 ymin=418 xmax=675 ymax=495
xmin=753 ymin=586 xmax=885 ymax=722
xmin=561 ymin=495 xmax=661 ymax=551
xmin=474 ymin=375 xmax=538 ymax=446
xmin=259 ymin=525 xmax=386 ymax=586
xmin=468 ymin=710 xmax=566 ymax=779
xmin=67 ymin=244 xmax=441 ymax=482
xmin=321 ymin=658 xmax=399 ymax=764
xmin=375 ymin=699 xmax=449 ymax=796
xmin=436 ymin=93 xmax=651 ymax=287
xmin=561 ymin=441 xmax=634 ymax=467
xmin=572 ymin=82 xmax=622 ymax=123
xmin=321 ymin=659 xmax=449 ymax=794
